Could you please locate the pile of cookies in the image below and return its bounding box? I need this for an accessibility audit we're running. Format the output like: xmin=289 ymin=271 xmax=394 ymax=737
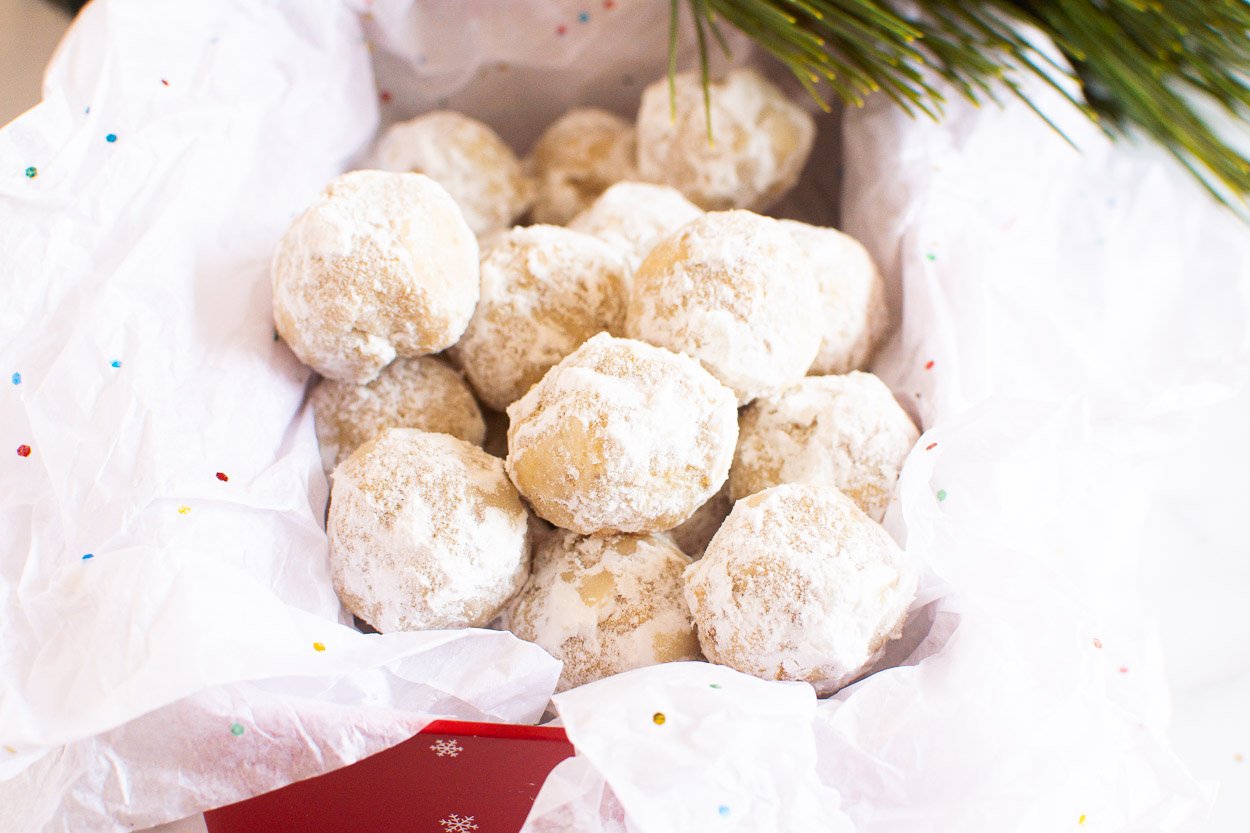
xmin=272 ymin=67 xmax=919 ymax=696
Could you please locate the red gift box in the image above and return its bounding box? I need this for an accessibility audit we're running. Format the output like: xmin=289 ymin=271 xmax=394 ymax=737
xmin=204 ymin=720 xmax=574 ymax=833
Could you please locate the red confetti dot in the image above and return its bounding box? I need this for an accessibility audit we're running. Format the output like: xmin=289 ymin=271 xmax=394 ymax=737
xmin=925 ymin=442 xmax=937 ymax=451
xmin=556 ymin=23 xmax=567 ymax=35
xmin=604 ymin=0 xmax=615 ymax=7
xmin=379 ymin=90 xmax=392 ymax=104
xmin=924 ymin=360 xmax=935 ymax=370
xmin=1092 ymin=637 xmax=1103 ymax=649
xmin=216 ymin=472 xmax=229 ymax=482
xmin=1119 ymin=666 xmax=1129 ymax=674
xmin=16 ymin=444 xmax=31 ymax=458
xmin=161 ymin=79 xmax=169 ymax=86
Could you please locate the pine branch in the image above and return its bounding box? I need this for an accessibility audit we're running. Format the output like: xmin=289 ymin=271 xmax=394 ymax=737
xmin=676 ymin=0 xmax=1250 ymax=215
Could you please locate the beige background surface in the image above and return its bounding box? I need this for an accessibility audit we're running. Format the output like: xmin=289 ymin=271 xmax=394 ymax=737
xmin=0 ymin=0 xmax=67 ymax=124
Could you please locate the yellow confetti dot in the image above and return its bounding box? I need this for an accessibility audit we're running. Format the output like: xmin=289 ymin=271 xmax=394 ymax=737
xmin=652 ymin=712 xmax=666 ymax=725
xmin=3 ymin=745 xmax=15 ymax=754
xmin=177 ymin=505 xmax=190 ymax=515
xmin=313 ymin=642 xmax=325 ymax=652
xmin=1078 ymin=815 xmax=1087 ymax=826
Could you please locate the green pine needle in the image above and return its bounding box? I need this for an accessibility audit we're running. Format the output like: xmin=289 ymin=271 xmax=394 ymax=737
xmin=674 ymin=0 xmax=1250 ymax=215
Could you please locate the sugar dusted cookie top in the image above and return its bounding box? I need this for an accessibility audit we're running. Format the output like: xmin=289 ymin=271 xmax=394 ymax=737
xmin=311 ymin=356 xmax=485 ymax=474
xmin=636 ymin=67 xmax=815 ymax=212
xmin=568 ymin=181 xmax=703 ymax=270
xmin=271 ymin=170 xmax=479 ymax=384
xmin=452 ymin=225 xmax=630 ymax=412
xmin=529 ymin=108 xmax=637 ymax=225
xmin=625 ymin=209 xmax=822 ymax=405
xmin=730 ymin=372 xmax=917 ymax=521
xmin=506 ymin=529 xmax=700 ymax=691
xmin=781 ymin=220 xmax=888 ymax=376
xmin=684 ymin=483 xmax=916 ymax=695
xmin=328 ymin=428 xmax=530 ymax=632
xmin=506 ymin=333 xmax=738 ymax=535
xmin=373 ymin=111 xmax=533 ymax=235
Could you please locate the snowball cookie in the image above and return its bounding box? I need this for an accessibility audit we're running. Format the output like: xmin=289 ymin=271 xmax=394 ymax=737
xmin=311 ymin=356 xmax=485 ymax=474
xmin=668 ymin=485 xmax=731 ymax=559
xmin=272 ymin=170 xmax=479 ymax=384
xmin=506 ymin=530 xmax=701 ymax=691
xmin=506 ymin=333 xmax=738 ymax=535
xmin=625 ymin=210 xmax=822 ymax=405
xmin=451 ymin=225 xmax=630 ymax=411
xmin=372 ymin=111 xmax=532 ymax=235
xmin=729 ymin=372 xmax=918 ymax=521
xmin=328 ymin=428 xmax=530 ymax=632
xmin=568 ymin=181 xmax=703 ymax=270
xmin=636 ymin=67 xmax=815 ymax=211
xmin=684 ymin=483 xmax=916 ymax=694
xmin=529 ymin=108 xmax=637 ymax=225
xmin=781 ymin=220 xmax=889 ymax=375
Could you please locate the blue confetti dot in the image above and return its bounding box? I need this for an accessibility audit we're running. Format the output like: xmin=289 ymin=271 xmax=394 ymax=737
xmin=110 ymin=360 xmax=121 ymax=368
xmin=105 ymin=133 xmax=117 ymax=143
xmin=84 ymin=106 xmax=90 ymax=114
xmin=82 ymin=553 xmax=94 ymax=560
xmin=578 ymin=10 xmax=590 ymax=22
xmin=10 ymin=372 xmax=19 ymax=385
xmin=718 ymin=805 xmax=730 ymax=817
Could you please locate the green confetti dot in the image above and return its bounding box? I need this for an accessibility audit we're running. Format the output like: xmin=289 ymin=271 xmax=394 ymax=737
xmin=24 ymin=166 xmax=37 ymax=179
xmin=709 ymin=683 xmax=722 ymax=689
xmin=936 ymin=489 xmax=947 ymax=502
xmin=925 ymin=252 xmax=937 ymax=262
xmin=229 ymin=722 xmax=245 ymax=736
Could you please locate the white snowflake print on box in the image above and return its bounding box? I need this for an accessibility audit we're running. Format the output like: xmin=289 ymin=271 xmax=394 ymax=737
xmin=438 ymin=813 xmax=479 ymax=832
xmin=429 ymin=739 xmax=463 ymax=758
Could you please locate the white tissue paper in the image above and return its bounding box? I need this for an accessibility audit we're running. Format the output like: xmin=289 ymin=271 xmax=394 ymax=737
xmin=1 ymin=1 xmax=1246 ymax=832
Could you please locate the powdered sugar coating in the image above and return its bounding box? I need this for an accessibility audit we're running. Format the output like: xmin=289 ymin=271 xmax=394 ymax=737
xmin=328 ymin=428 xmax=530 ymax=632
xmin=506 ymin=530 xmax=701 ymax=691
xmin=271 ymin=170 xmax=479 ymax=384
xmin=730 ymin=372 xmax=918 ymax=520
xmin=311 ymin=356 xmax=485 ymax=474
xmin=529 ymin=108 xmax=637 ymax=225
xmin=668 ymin=484 xmax=732 ymax=559
xmin=506 ymin=333 xmax=738 ymax=535
xmin=684 ymin=483 xmax=916 ymax=695
xmin=636 ymin=68 xmax=815 ymax=211
xmin=373 ymin=111 xmax=533 ymax=235
xmin=625 ymin=210 xmax=822 ymax=405
xmin=780 ymin=220 xmax=889 ymax=375
xmin=567 ymin=181 xmax=703 ymax=270
xmin=451 ymin=225 xmax=630 ymax=411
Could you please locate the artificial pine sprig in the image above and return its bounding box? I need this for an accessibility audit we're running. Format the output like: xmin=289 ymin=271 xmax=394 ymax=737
xmin=677 ymin=0 xmax=1250 ymax=212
